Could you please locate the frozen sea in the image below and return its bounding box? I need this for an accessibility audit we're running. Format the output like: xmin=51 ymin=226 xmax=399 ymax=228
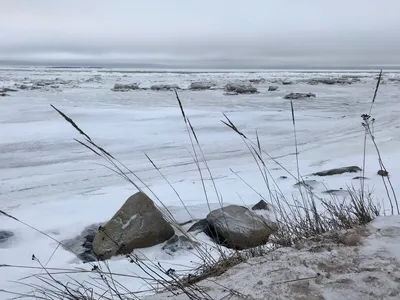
xmin=1 ymin=67 xmax=400 ymax=298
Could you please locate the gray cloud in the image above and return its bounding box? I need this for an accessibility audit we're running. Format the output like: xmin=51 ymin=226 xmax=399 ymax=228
xmin=1 ymin=0 xmax=400 ymax=68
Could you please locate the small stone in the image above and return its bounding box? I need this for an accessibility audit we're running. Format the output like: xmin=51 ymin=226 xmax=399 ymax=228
xmin=252 ymin=200 xmax=270 ymax=211
xmin=268 ymin=85 xmax=278 ymax=91
xmin=282 ymin=80 xmax=293 ymax=85
xmin=0 ymin=231 xmax=14 ymax=243
xmin=313 ymin=166 xmax=361 ymax=176
xmin=340 ymin=233 xmax=362 ymax=246
xmin=257 ymin=280 xmax=263 ymax=285
xmin=162 ymin=235 xmax=198 ymax=254
xmin=377 ymin=170 xmax=389 ymax=177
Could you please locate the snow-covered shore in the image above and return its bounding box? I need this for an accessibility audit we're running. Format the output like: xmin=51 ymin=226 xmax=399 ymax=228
xmin=146 ymin=215 xmax=400 ymax=300
xmin=1 ymin=67 xmax=400 ymax=299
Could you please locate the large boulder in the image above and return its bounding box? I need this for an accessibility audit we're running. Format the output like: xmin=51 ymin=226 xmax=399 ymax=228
xmin=205 ymin=205 xmax=275 ymax=249
xmin=188 ymin=82 xmax=215 ymax=90
xmin=92 ymin=192 xmax=175 ymax=260
xmin=284 ymin=92 xmax=316 ymax=99
xmin=224 ymin=83 xmax=258 ymax=94
xmin=111 ymin=83 xmax=140 ymax=91
xmin=150 ymin=84 xmax=180 ymax=91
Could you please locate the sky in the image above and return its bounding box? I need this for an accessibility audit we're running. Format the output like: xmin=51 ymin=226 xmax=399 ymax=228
xmin=0 ymin=0 xmax=400 ymax=68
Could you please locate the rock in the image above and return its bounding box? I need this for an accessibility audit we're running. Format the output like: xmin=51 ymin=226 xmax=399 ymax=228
xmin=294 ymin=180 xmax=321 ymax=190
xmin=150 ymin=84 xmax=180 ymax=91
xmin=224 ymin=83 xmax=258 ymax=94
xmin=0 ymin=93 xmax=9 ymax=97
xmin=62 ymin=223 xmax=105 ymax=263
xmin=161 ymin=235 xmax=198 ymax=254
xmin=92 ymin=192 xmax=175 ymax=260
xmin=284 ymin=93 xmax=316 ymax=99
xmin=0 ymin=231 xmax=14 ymax=244
xmin=307 ymin=77 xmax=360 ymax=85
xmin=268 ymin=85 xmax=278 ymax=91
xmin=339 ymin=232 xmax=362 ymax=246
xmin=85 ymin=75 xmax=102 ymax=83
xmin=322 ymin=190 xmax=350 ymax=197
xmin=313 ymin=166 xmax=362 ymax=176
xmin=18 ymin=84 xmax=30 ymax=90
xmin=282 ymin=80 xmax=293 ymax=85
xmin=353 ymin=176 xmax=369 ymax=180
xmin=187 ymin=219 xmax=209 ymax=233
xmin=252 ymin=200 xmax=270 ymax=211
xmin=280 ymin=176 xmax=288 ymax=179
xmin=0 ymin=87 xmax=18 ymax=92
xmin=205 ymin=205 xmax=275 ymax=249
xmin=111 ymin=83 xmax=140 ymax=91
xmin=249 ymin=78 xmax=266 ymax=84
xmin=188 ymin=82 xmax=215 ymax=90
xmin=377 ymin=170 xmax=389 ymax=177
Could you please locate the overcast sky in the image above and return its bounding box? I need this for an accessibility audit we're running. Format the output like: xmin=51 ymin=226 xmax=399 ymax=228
xmin=1 ymin=0 xmax=399 ymax=68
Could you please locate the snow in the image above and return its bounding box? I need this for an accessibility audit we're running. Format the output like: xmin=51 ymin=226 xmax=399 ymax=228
xmin=146 ymin=215 xmax=400 ymax=300
xmin=1 ymin=67 xmax=400 ymax=299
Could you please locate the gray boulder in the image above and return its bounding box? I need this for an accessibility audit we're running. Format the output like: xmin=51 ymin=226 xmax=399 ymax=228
xmin=92 ymin=192 xmax=174 ymax=260
xmin=313 ymin=166 xmax=362 ymax=176
xmin=205 ymin=205 xmax=275 ymax=249
xmin=284 ymin=92 xmax=316 ymax=99
xmin=162 ymin=235 xmax=198 ymax=255
xmin=111 ymin=83 xmax=140 ymax=92
xmin=0 ymin=230 xmax=14 ymax=244
xmin=224 ymin=83 xmax=258 ymax=94
xmin=188 ymin=82 xmax=215 ymax=90
xmin=150 ymin=84 xmax=180 ymax=91
xmin=268 ymin=86 xmax=278 ymax=91
xmin=0 ymin=93 xmax=9 ymax=97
